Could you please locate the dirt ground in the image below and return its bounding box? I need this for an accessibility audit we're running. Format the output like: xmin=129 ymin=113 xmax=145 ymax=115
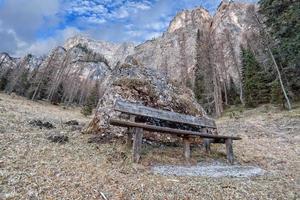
xmin=0 ymin=93 xmax=299 ymax=199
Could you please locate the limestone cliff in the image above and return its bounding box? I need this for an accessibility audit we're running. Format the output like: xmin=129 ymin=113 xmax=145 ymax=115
xmin=131 ymin=2 xmax=264 ymax=93
xmin=64 ymin=36 xmax=135 ymax=68
xmin=132 ymin=7 xmax=212 ymax=86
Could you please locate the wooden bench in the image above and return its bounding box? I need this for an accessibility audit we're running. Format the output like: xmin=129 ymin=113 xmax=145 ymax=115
xmin=109 ymin=100 xmax=241 ymax=164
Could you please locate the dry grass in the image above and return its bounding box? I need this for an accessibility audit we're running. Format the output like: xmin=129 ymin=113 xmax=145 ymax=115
xmin=0 ymin=93 xmax=299 ymax=199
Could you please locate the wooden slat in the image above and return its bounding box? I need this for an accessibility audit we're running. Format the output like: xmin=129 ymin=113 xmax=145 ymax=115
xmin=114 ymin=100 xmax=216 ymax=128
xmin=109 ymin=119 xmax=241 ymax=140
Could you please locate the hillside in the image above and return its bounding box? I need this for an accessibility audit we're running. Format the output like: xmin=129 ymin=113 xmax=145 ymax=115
xmin=1 ymin=93 xmax=299 ymax=199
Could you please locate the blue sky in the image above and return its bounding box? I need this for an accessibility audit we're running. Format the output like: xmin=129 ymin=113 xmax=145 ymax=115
xmin=0 ymin=0 xmax=257 ymax=56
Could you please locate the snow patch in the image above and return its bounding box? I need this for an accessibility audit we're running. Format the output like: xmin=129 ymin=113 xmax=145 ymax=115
xmin=152 ymin=162 xmax=264 ymax=178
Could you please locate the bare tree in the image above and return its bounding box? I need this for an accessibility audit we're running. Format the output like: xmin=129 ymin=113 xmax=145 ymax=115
xmin=5 ymin=55 xmax=31 ymax=94
xmin=31 ymin=53 xmax=56 ymax=100
xmin=224 ymin=29 xmax=245 ymax=105
xmin=47 ymin=50 xmax=72 ymax=101
xmin=209 ymin=36 xmax=224 ymax=116
xmin=194 ymin=28 xmax=222 ymax=116
xmin=218 ymin=41 xmax=229 ymax=106
xmin=253 ymin=14 xmax=292 ymax=110
xmin=213 ymin=65 xmax=223 ymax=116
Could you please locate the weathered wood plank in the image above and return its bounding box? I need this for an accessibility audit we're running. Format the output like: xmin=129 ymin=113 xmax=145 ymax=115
xmin=132 ymin=128 xmax=143 ymax=163
xmin=225 ymin=139 xmax=234 ymax=164
xmin=183 ymin=137 xmax=191 ymax=160
xmin=114 ymin=100 xmax=216 ymax=128
xmin=109 ymin=119 xmax=241 ymax=140
xmin=126 ymin=115 xmax=136 ymax=148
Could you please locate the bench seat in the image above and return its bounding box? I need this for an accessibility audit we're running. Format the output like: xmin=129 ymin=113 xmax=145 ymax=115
xmin=109 ymin=100 xmax=241 ymax=164
xmin=110 ymin=119 xmax=241 ymax=140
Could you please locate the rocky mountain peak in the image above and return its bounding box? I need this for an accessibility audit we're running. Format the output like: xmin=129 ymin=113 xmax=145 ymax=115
xmin=167 ymin=7 xmax=211 ymax=33
xmin=64 ymin=35 xmax=119 ymax=52
xmin=64 ymin=35 xmax=135 ymax=68
xmin=131 ymin=1 xmax=262 ymax=90
xmin=0 ymin=52 xmax=17 ymax=70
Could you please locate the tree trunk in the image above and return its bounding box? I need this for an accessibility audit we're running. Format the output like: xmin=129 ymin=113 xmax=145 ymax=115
xmin=254 ymin=14 xmax=292 ymax=110
xmin=226 ymin=30 xmax=245 ymax=105
xmin=223 ymin=82 xmax=228 ymax=106
xmin=31 ymin=80 xmax=42 ymax=100
xmin=267 ymin=47 xmax=292 ymax=110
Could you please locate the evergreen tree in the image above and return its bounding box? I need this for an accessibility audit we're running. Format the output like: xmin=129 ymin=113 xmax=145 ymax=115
xmin=51 ymin=83 xmax=64 ymax=105
xmin=0 ymin=69 xmax=12 ymax=91
xmin=227 ymin=78 xmax=241 ymax=105
xmin=194 ymin=29 xmax=205 ymax=103
xmin=270 ymin=79 xmax=284 ymax=105
xmin=259 ymin=0 xmax=300 ymax=100
xmin=0 ymin=76 xmax=8 ymax=91
xmin=8 ymin=69 xmax=31 ymax=96
xmin=194 ymin=29 xmax=216 ymax=114
xmin=241 ymin=48 xmax=271 ymax=107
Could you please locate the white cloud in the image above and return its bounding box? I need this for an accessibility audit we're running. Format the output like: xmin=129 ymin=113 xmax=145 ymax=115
xmin=0 ymin=0 xmax=61 ymax=55
xmin=60 ymin=27 xmax=81 ymax=40
xmin=68 ymin=3 xmax=107 ymax=15
xmin=145 ymin=22 xmax=169 ymax=31
xmin=83 ymin=16 xmax=107 ymax=24
xmin=22 ymin=38 xmax=58 ymax=56
xmin=0 ymin=21 xmax=28 ymax=55
xmin=0 ymin=0 xmax=60 ymax=41
xmin=67 ymin=0 xmax=153 ymax=22
xmin=145 ymin=31 xmax=162 ymax=40
xmin=126 ymin=30 xmax=144 ymax=37
xmin=112 ymin=7 xmax=130 ymax=19
xmin=127 ymin=1 xmax=152 ymax=11
xmin=125 ymin=24 xmax=134 ymax=29
xmin=15 ymin=27 xmax=81 ymax=56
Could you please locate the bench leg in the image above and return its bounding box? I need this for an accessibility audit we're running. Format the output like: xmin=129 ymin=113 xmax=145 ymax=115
xmin=183 ymin=137 xmax=191 ymax=161
xmin=203 ymin=138 xmax=212 ymax=154
xmin=225 ymin=139 xmax=234 ymax=164
xmin=132 ymin=128 xmax=143 ymax=163
xmin=127 ymin=115 xmax=135 ymax=148
xmin=126 ymin=128 xmax=133 ymax=148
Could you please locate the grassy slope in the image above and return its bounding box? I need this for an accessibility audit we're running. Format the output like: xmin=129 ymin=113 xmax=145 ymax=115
xmin=0 ymin=93 xmax=299 ymax=199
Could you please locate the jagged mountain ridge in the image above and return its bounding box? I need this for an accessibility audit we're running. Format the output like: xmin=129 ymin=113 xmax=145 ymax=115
xmin=132 ymin=2 xmax=263 ymax=89
xmin=132 ymin=7 xmax=213 ymax=85
xmin=0 ymin=53 xmax=18 ymax=72
xmin=64 ymin=36 xmax=135 ymax=68
xmin=0 ymin=1 xmax=264 ymax=110
xmin=0 ymin=36 xmax=136 ymax=104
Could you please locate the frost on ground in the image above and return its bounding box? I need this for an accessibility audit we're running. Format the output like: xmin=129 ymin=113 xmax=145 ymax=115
xmin=152 ymin=162 xmax=264 ymax=178
xmin=0 ymin=93 xmax=299 ymax=199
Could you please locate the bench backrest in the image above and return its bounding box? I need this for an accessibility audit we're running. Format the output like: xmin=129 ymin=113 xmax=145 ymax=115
xmin=114 ymin=100 xmax=216 ymax=129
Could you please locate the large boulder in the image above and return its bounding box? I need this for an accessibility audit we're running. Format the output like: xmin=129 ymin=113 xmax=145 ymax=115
xmin=85 ymin=58 xmax=206 ymax=141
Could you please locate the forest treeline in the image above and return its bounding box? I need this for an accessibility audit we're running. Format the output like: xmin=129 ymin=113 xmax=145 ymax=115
xmin=0 ymin=44 xmax=109 ymax=115
xmin=195 ymin=0 xmax=299 ymax=115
